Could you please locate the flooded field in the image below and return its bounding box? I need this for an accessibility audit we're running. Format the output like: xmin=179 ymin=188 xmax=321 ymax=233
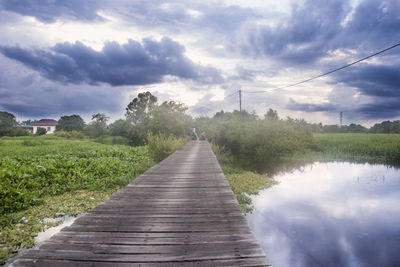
xmin=247 ymin=162 xmax=400 ymax=267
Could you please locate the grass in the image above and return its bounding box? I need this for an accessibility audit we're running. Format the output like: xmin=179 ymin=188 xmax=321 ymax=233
xmin=146 ymin=132 xmax=187 ymax=162
xmin=0 ymin=135 xmax=155 ymax=264
xmin=213 ymin=133 xmax=400 ymax=213
xmin=312 ymin=133 xmax=400 ymax=165
xmin=0 ymin=190 xmax=112 ymax=264
xmin=211 ymin=143 xmax=277 ymax=212
xmin=223 ymin=166 xmax=277 ymax=213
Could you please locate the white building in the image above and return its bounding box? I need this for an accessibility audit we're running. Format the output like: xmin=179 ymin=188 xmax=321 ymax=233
xmin=31 ymin=119 xmax=58 ymax=134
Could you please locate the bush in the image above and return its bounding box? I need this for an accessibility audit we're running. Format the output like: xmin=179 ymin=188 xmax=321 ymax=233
xmin=22 ymin=140 xmax=44 ymax=146
xmin=55 ymin=130 xmax=84 ymax=139
xmin=35 ymin=127 xmax=47 ymax=136
xmin=95 ymin=135 xmax=130 ymax=145
xmin=196 ymin=112 xmax=315 ymax=172
xmin=146 ymin=132 xmax=187 ymax=162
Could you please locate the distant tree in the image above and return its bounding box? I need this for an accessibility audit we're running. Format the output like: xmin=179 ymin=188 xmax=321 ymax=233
xmin=91 ymin=113 xmax=109 ymax=125
xmin=369 ymin=120 xmax=400 ymax=133
xmin=147 ymin=101 xmax=192 ymax=137
xmin=323 ymin=124 xmax=341 ymax=133
xmin=109 ymin=119 xmax=133 ymax=137
xmin=84 ymin=113 xmax=109 ymax=138
xmin=36 ymin=127 xmax=47 ymax=136
xmin=125 ymin=92 xmax=157 ymax=125
xmin=57 ymin=115 xmax=85 ymax=132
xmin=213 ymin=110 xmax=225 ymax=118
xmin=0 ymin=111 xmax=18 ymax=136
xmin=20 ymin=119 xmax=37 ymax=126
xmin=345 ymin=123 xmax=367 ymax=133
xmin=264 ymin=108 xmax=279 ymax=121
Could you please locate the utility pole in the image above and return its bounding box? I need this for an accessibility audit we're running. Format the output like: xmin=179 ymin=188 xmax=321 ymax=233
xmin=340 ymin=111 xmax=343 ymax=127
xmin=239 ymin=89 xmax=242 ymax=112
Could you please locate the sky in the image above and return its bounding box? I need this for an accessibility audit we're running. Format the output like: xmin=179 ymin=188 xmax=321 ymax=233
xmin=0 ymin=0 xmax=399 ymax=126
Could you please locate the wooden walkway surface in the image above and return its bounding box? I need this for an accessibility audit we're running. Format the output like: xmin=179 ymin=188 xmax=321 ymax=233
xmin=13 ymin=141 xmax=269 ymax=266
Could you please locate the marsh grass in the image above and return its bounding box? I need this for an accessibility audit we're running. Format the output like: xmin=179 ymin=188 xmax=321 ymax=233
xmin=312 ymin=133 xmax=400 ymax=166
xmin=146 ymin=132 xmax=187 ymax=162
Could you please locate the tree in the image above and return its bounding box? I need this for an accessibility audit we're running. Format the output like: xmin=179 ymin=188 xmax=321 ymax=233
xmin=92 ymin=113 xmax=109 ymax=125
xmin=0 ymin=111 xmax=17 ymax=136
xmin=125 ymin=92 xmax=157 ymax=124
xmin=20 ymin=119 xmax=37 ymax=126
xmin=84 ymin=113 xmax=109 ymax=138
xmin=264 ymin=108 xmax=279 ymax=120
xmin=147 ymin=101 xmax=192 ymax=137
xmin=109 ymin=119 xmax=133 ymax=137
xmin=36 ymin=127 xmax=47 ymax=136
xmin=57 ymin=115 xmax=85 ymax=132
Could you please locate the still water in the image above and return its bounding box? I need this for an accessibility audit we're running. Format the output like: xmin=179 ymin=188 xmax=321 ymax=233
xmin=247 ymin=162 xmax=400 ymax=267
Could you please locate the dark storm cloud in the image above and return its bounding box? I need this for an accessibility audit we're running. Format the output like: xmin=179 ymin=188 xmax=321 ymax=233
xmin=343 ymin=0 xmax=400 ymax=50
xmin=0 ymin=54 xmax=127 ymax=119
xmin=286 ymin=98 xmax=336 ymax=112
xmin=243 ymin=0 xmax=400 ymax=65
xmin=355 ymin=99 xmax=400 ymax=119
xmin=0 ymin=0 xmax=103 ymax=23
xmin=334 ymin=63 xmax=400 ymax=97
xmin=286 ymin=60 xmax=400 ymax=119
xmin=243 ymin=0 xmax=349 ymax=64
xmin=0 ymin=38 xmax=223 ymax=86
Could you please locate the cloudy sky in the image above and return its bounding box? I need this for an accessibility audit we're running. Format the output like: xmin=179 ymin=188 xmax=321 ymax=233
xmin=0 ymin=0 xmax=399 ymax=125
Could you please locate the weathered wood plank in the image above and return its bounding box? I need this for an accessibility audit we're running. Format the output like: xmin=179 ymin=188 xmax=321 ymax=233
xmin=11 ymin=141 xmax=269 ymax=266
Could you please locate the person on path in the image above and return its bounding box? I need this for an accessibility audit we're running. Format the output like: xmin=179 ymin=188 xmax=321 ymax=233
xmin=190 ymin=128 xmax=198 ymax=140
xmin=199 ymin=132 xmax=206 ymax=141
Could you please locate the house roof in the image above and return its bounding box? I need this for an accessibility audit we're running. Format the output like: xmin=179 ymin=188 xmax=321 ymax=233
xmin=31 ymin=119 xmax=58 ymax=126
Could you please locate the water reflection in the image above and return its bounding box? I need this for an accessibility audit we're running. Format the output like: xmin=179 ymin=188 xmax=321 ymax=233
xmin=247 ymin=162 xmax=400 ymax=267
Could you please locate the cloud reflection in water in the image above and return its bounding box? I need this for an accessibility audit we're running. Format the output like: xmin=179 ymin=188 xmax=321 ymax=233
xmin=247 ymin=162 xmax=400 ymax=267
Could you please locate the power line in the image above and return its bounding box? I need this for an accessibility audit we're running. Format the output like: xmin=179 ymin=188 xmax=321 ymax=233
xmin=245 ymin=41 xmax=400 ymax=93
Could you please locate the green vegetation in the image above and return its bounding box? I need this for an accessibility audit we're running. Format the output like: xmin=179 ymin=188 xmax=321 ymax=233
xmin=211 ymin=144 xmax=277 ymax=212
xmin=35 ymin=127 xmax=47 ymax=136
xmin=313 ymin=133 xmax=400 ymax=165
xmin=0 ymin=190 xmax=111 ymax=264
xmin=56 ymin=114 xmax=85 ymax=132
xmin=196 ymin=111 xmax=314 ymax=172
xmin=225 ymin=168 xmax=277 ymax=213
xmin=0 ymin=136 xmax=154 ymax=263
xmin=54 ymin=130 xmax=85 ymax=139
xmin=146 ymin=132 xmax=187 ymax=162
xmin=2 ymin=96 xmax=400 ymax=262
xmin=0 ymin=136 xmax=153 ymax=216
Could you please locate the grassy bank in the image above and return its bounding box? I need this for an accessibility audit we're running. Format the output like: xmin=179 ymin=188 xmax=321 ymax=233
xmin=213 ymin=133 xmax=400 ymax=213
xmin=0 ymin=135 xmax=155 ymax=264
xmin=211 ymin=144 xmax=277 ymax=213
xmin=312 ymin=133 xmax=400 ymax=165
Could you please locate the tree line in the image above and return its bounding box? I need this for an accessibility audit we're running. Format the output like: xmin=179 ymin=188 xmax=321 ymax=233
xmin=1 ymin=93 xmax=400 ymax=142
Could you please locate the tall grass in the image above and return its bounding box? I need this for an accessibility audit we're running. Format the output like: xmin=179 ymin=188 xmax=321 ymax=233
xmin=314 ymin=133 xmax=400 ymax=165
xmin=146 ymin=132 xmax=187 ymax=162
xmin=199 ymin=115 xmax=315 ymax=173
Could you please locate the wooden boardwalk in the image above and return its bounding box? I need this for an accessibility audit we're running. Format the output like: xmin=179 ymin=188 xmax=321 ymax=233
xmin=13 ymin=141 xmax=269 ymax=266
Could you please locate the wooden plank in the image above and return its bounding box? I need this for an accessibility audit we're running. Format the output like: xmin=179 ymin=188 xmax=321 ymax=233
xmin=14 ymin=257 xmax=270 ymax=267
xmin=12 ymin=141 xmax=269 ymax=266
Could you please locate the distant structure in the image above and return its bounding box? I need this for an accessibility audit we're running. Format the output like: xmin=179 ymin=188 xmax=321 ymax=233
xmin=29 ymin=119 xmax=58 ymax=134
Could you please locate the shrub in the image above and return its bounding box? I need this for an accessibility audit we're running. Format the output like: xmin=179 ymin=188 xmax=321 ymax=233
xmin=35 ymin=128 xmax=47 ymax=136
xmin=95 ymin=135 xmax=130 ymax=145
xmin=55 ymin=130 xmax=84 ymax=139
xmin=196 ymin=112 xmax=315 ymax=172
xmin=146 ymin=132 xmax=187 ymax=162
